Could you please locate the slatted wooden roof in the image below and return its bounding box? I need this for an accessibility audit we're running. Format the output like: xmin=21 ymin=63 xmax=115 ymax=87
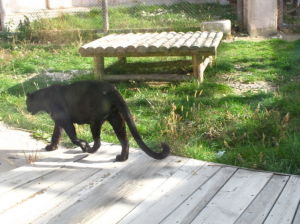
xmin=79 ymin=31 xmax=223 ymax=57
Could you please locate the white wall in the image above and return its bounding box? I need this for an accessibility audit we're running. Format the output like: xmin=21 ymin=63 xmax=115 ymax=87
xmin=1 ymin=0 xmax=46 ymax=14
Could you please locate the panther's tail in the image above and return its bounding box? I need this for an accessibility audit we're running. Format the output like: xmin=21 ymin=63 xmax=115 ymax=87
xmin=110 ymin=90 xmax=170 ymax=159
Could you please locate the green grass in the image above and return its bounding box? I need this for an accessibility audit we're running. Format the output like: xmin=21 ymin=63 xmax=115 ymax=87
xmin=17 ymin=3 xmax=235 ymax=37
xmin=1 ymin=38 xmax=300 ymax=175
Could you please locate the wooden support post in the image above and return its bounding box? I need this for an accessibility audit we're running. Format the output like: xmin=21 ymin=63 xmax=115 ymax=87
xmin=192 ymin=55 xmax=211 ymax=84
xmin=118 ymin=57 xmax=127 ymax=64
xmin=45 ymin=0 xmax=50 ymax=9
xmin=102 ymin=0 xmax=109 ymax=33
xmin=209 ymin=56 xmax=214 ymax=67
xmin=237 ymin=0 xmax=245 ymax=31
xmin=94 ymin=57 xmax=104 ymax=80
xmin=192 ymin=55 xmax=204 ymax=83
xmin=278 ymin=0 xmax=284 ymax=29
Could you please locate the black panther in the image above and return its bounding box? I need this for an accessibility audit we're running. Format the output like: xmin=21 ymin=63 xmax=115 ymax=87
xmin=26 ymin=80 xmax=170 ymax=161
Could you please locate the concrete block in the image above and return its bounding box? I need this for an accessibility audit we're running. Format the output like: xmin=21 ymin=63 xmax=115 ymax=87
xmin=200 ymin=19 xmax=231 ymax=37
xmin=244 ymin=0 xmax=278 ymax=36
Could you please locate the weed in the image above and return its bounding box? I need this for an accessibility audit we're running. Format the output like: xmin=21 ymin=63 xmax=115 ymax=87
xmin=23 ymin=150 xmax=39 ymax=164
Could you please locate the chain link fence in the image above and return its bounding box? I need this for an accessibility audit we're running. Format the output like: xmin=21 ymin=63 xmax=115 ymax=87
xmin=279 ymin=0 xmax=300 ymax=32
xmin=1 ymin=0 xmax=236 ymax=42
xmin=104 ymin=0 xmax=235 ymax=32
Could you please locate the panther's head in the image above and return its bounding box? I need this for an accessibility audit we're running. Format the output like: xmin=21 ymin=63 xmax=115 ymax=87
xmin=26 ymin=91 xmax=43 ymax=115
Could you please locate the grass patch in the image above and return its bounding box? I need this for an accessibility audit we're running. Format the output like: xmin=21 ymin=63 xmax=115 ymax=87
xmin=14 ymin=3 xmax=235 ymax=43
xmin=1 ymin=32 xmax=300 ymax=174
xmin=28 ymin=3 xmax=235 ymax=31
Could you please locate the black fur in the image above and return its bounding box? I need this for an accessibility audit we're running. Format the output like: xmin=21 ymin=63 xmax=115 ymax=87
xmin=26 ymin=80 xmax=170 ymax=161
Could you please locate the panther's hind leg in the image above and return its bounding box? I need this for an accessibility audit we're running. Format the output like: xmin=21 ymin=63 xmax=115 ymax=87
xmin=108 ymin=110 xmax=129 ymax=162
xmin=59 ymin=119 xmax=91 ymax=152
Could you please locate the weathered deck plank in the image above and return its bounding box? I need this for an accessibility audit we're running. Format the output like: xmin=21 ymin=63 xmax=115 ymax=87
xmin=118 ymin=162 xmax=225 ymax=224
xmin=0 ymin=167 xmax=98 ymax=224
xmin=30 ymin=144 xmax=145 ymax=224
xmin=0 ymin=143 xmax=136 ymax=224
xmin=86 ymin=156 xmax=186 ymax=224
xmin=0 ymin=149 xmax=87 ymax=196
xmin=44 ymin=155 xmax=183 ymax=224
xmin=161 ymin=166 xmax=237 ymax=224
xmin=190 ymin=169 xmax=273 ymax=224
xmin=293 ymin=203 xmax=300 ymax=224
xmin=264 ymin=175 xmax=300 ymax=224
xmin=235 ymin=174 xmax=290 ymax=224
xmin=0 ymin=143 xmax=299 ymax=224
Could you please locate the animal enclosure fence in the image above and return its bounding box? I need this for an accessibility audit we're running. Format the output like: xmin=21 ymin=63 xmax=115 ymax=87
xmin=1 ymin=0 xmax=235 ymax=35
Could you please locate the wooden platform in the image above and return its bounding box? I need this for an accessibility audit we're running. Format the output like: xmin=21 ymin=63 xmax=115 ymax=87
xmin=79 ymin=31 xmax=223 ymax=83
xmin=0 ymin=142 xmax=299 ymax=224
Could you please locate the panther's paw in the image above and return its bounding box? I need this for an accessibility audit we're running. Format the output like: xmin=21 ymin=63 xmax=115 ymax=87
xmin=86 ymin=146 xmax=99 ymax=153
xmin=45 ymin=144 xmax=58 ymax=151
xmin=79 ymin=140 xmax=91 ymax=152
xmin=115 ymin=154 xmax=128 ymax=162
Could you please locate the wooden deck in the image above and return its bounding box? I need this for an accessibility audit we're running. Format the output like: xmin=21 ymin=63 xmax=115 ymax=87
xmin=0 ymin=142 xmax=299 ymax=224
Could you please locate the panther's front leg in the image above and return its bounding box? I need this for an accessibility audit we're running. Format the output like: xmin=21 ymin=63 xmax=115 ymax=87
xmin=45 ymin=123 xmax=62 ymax=151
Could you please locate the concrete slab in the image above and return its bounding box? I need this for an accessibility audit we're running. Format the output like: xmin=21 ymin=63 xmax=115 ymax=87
xmin=244 ymin=0 xmax=278 ymax=36
xmin=200 ymin=19 xmax=231 ymax=37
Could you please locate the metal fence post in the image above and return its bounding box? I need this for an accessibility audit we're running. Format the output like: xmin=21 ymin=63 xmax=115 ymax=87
xmin=102 ymin=0 xmax=109 ymax=33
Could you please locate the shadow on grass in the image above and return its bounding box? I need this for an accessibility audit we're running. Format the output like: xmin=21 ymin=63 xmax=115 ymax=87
xmin=7 ymin=75 xmax=60 ymax=97
xmin=105 ymin=59 xmax=192 ymax=75
xmin=7 ymin=57 xmax=194 ymax=97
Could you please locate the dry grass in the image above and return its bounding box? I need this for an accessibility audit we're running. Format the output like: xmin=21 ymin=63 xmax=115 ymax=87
xmin=0 ymin=49 xmax=13 ymax=62
xmin=23 ymin=150 xmax=40 ymax=164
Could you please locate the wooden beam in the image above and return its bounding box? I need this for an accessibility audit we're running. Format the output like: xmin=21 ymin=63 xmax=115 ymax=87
xmin=94 ymin=57 xmax=104 ymax=80
xmin=192 ymin=55 xmax=211 ymax=83
xmin=237 ymin=0 xmax=245 ymax=30
xmin=102 ymin=0 xmax=109 ymax=33
xmin=79 ymin=48 xmax=215 ymax=58
xmin=103 ymin=74 xmax=193 ymax=82
xmin=278 ymin=0 xmax=284 ymax=28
